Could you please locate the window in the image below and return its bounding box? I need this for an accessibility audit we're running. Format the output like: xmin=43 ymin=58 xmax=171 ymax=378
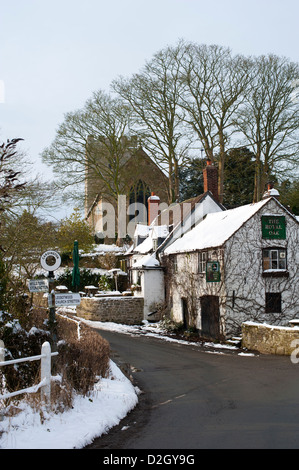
xmin=263 ymin=248 xmax=287 ymax=271
xmin=173 ymin=256 xmax=178 ymax=273
xmin=265 ymin=293 xmax=282 ymax=313
xmin=198 ymin=251 xmax=209 ymax=273
xmin=129 ymin=180 xmax=151 ymax=223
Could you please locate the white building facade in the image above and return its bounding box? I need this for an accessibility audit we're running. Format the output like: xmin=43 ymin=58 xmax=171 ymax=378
xmin=163 ymin=197 xmax=299 ymax=339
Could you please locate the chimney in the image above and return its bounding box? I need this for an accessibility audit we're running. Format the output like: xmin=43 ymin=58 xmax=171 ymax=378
xmin=148 ymin=192 xmax=160 ymax=225
xmin=262 ymin=182 xmax=280 ymax=200
xmin=203 ymin=159 xmax=219 ymax=201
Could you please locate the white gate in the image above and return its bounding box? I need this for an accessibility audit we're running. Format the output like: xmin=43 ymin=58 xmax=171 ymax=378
xmin=0 ymin=341 xmax=58 ymax=409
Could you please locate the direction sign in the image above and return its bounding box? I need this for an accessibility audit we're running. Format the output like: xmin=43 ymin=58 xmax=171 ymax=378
xmin=28 ymin=279 xmax=49 ymax=293
xmin=50 ymin=293 xmax=81 ymax=307
xmin=40 ymin=251 xmax=61 ymax=272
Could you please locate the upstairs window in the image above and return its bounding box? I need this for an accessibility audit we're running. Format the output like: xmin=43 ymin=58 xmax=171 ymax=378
xmin=173 ymin=256 xmax=178 ymax=273
xmin=263 ymin=248 xmax=287 ymax=271
xmin=198 ymin=251 xmax=209 ymax=273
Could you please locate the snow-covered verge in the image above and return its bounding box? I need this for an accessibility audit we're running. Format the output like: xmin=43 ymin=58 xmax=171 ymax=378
xmin=0 ymin=359 xmax=139 ymax=449
xmin=0 ymin=307 xmax=255 ymax=450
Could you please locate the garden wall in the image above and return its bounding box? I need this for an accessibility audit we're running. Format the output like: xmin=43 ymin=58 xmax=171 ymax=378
xmin=76 ymin=296 xmax=144 ymax=325
xmin=242 ymin=321 xmax=299 ymax=355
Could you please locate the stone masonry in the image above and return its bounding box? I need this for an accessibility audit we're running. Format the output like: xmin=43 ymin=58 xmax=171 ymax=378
xmin=76 ymin=296 xmax=144 ymax=325
xmin=242 ymin=321 xmax=299 ymax=356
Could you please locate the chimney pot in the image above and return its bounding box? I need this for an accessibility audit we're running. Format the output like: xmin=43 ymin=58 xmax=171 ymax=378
xmin=148 ymin=193 xmax=160 ymax=225
xmin=203 ymin=161 xmax=219 ymax=201
xmin=263 ymin=183 xmax=280 ymax=200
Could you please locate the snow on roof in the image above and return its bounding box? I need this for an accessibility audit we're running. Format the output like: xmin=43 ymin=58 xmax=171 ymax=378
xmin=134 ymin=223 xmax=150 ymax=237
xmin=80 ymin=244 xmax=126 ymax=257
xmin=133 ymin=225 xmax=169 ymax=253
xmin=152 ymin=225 xmax=169 ymax=238
xmin=269 ymin=189 xmax=280 ymax=196
xmin=133 ymin=236 xmax=153 ymax=254
xmin=124 ymin=244 xmax=134 ymax=255
xmin=107 ymin=268 xmax=127 ymax=275
xmin=263 ymin=188 xmax=280 ymax=198
xmin=164 ymin=199 xmax=270 ymax=254
xmin=132 ymin=253 xmax=160 ymax=268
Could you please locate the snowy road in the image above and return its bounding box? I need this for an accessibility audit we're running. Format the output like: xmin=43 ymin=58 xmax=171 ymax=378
xmin=87 ymin=328 xmax=299 ymax=449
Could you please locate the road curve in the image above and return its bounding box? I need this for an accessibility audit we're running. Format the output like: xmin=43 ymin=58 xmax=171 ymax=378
xmin=86 ymin=329 xmax=299 ymax=449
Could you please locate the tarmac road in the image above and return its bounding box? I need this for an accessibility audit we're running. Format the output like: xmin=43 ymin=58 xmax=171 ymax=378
xmin=86 ymin=329 xmax=299 ymax=450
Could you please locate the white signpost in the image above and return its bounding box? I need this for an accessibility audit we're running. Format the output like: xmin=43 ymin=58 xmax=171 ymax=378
xmin=40 ymin=251 xmax=61 ymax=272
xmin=38 ymin=250 xmax=80 ymax=348
xmin=40 ymin=250 xmax=62 ymax=346
xmin=49 ymin=293 xmax=81 ymax=307
xmin=28 ymin=279 xmax=49 ymax=293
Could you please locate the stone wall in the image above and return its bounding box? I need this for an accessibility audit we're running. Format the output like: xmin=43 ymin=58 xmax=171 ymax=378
xmin=76 ymin=296 xmax=144 ymax=325
xmin=242 ymin=321 xmax=299 ymax=355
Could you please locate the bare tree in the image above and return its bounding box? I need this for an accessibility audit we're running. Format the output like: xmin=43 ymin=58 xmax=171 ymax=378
xmin=235 ymin=54 xmax=299 ymax=201
xmin=112 ymin=42 xmax=191 ymax=203
xmin=41 ymin=90 xmax=133 ymax=207
xmin=2 ymin=210 xmax=57 ymax=282
xmin=41 ymin=42 xmax=299 ymax=211
xmin=178 ymin=42 xmax=253 ymax=203
xmin=0 ymin=138 xmax=28 ymax=309
xmin=0 ymin=139 xmax=26 ymax=212
xmin=0 ymin=138 xmax=28 ymax=256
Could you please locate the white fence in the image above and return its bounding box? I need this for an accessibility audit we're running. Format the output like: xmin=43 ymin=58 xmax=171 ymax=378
xmin=0 ymin=340 xmax=58 ymax=408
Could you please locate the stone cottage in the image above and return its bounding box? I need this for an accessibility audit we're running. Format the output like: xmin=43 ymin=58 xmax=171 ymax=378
xmin=162 ymin=194 xmax=299 ymax=339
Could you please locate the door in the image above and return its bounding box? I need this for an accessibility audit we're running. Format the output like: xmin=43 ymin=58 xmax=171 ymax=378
xmin=200 ymin=295 xmax=220 ymax=339
xmin=182 ymin=298 xmax=189 ymax=329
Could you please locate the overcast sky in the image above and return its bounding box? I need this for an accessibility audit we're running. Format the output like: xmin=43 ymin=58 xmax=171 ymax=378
xmin=0 ymin=0 xmax=298 ymax=218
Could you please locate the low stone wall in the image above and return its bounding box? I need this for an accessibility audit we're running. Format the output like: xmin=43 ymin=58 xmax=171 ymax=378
xmin=76 ymin=296 xmax=144 ymax=325
xmin=242 ymin=321 xmax=299 ymax=355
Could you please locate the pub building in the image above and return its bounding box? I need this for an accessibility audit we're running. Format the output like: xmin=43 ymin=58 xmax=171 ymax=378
xmin=163 ymin=190 xmax=299 ymax=340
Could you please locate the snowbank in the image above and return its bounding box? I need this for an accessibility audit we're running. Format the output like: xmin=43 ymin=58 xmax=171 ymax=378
xmin=0 ymin=360 xmax=139 ymax=449
xmin=0 ymin=313 xmax=255 ymax=449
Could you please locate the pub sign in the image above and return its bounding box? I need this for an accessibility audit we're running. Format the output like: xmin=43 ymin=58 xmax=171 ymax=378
xmin=261 ymin=216 xmax=286 ymax=240
xmin=206 ymin=261 xmax=221 ymax=283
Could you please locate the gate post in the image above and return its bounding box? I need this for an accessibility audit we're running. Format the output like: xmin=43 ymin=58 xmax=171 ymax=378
xmin=0 ymin=339 xmax=4 ymax=363
xmin=40 ymin=341 xmax=51 ymax=409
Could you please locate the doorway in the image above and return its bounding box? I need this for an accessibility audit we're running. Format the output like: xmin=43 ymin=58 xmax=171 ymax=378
xmin=200 ymin=295 xmax=220 ymax=339
xmin=182 ymin=298 xmax=189 ymax=329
